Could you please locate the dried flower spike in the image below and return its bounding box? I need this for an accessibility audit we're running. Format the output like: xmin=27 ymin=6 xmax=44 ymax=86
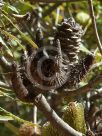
xmin=55 ymin=18 xmax=83 ymax=64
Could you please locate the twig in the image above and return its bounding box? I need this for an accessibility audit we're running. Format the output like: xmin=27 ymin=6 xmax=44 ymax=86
xmin=89 ymin=92 xmax=102 ymax=101
xmin=55 ymin=74 xmax=102 ymax=98
xmin=91 ymin=61 xmax=102 ymax=70
xmin=88 ymin=0 xmax=102 ymax=55
xmin=34 ymin=94 xmax=84 ymax=136
xmin=83 ymin=18 xmax=91 ymax=35
xmin=33 ymin=105 xmax=38 ymax=134
xmin=55 ymin=7 xmax=60 ymax=25
xmin=33 ymin=105 xmax=37 ymax=124
xmin=95 ymin=132 xmax=102 ymax=136
xmin=31 ymin=0 xmax=86 ymax=3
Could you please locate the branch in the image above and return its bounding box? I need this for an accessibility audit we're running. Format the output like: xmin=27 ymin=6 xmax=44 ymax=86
xmin=88 ymin=0 xmax=102 ymax=55
xmin=34 ymin=94 xmax=84 ymax=136
xmin=31 ymin=0 xmax=86 ymax=3
xmin=55 ymin=74 xmax=102 ymax=98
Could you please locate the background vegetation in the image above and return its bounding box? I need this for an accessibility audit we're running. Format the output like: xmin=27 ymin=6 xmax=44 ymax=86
xmin=0 ymin=0 xmax=102 ymax=136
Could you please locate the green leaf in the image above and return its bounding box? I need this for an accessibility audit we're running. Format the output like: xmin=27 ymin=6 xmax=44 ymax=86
xmin=2 ymin=3 xmax=19 ymax=14
xmin=19 ymin=0 xmax=35 ymax=9
xmin=0 ymin=118 xmax=19 ymax=135
xmin=5 ymin=122 xmax=19 ymax=135
xmin=0 ymin=90 xmax=14 ymax=100
xmin=0 ymin=86 xmax=12 ymax=92
xmin=7 ymin=5 xmax=19 ymax=13
xmin=0 ymin=107 xmax=39 ymax=127
xmin=0 ymin=36 xmax=13 ymax=57
xmin=3 ymin=13 xmax=38 ymax=49
xmin=0 ymin=115 xmax=13 ymax=121
xmin=0 ymin=29 xmax=26 ymax=50
xmin=0 ymin=37 xmax=6 ymax=46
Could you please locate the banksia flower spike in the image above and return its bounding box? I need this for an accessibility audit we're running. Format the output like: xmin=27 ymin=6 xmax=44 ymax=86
xmin=63 ymin=102 xmax=87 ymax=135
xmin=42 ymin=102 xmax=86 ymax=136
xmin=42 ymin=122 xmax=61 ymax=136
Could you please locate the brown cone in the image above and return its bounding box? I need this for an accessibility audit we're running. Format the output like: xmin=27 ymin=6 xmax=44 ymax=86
xmin=55 ymin=18 xmax=83 ymax=63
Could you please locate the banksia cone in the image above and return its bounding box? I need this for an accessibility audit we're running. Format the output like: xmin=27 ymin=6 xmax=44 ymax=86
xmin=26 ymin=39 xmax=70 ymax=91
xmin=55 ymin=18 xmax=83 ymax=64
xmin=59 ymin=53 xmax=95 ymax=89
xmin=11 ymin=63 xmax=38 ymax=102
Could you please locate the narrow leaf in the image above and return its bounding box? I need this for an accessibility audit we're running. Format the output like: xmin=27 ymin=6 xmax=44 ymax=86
xmin=3 ymin=14 xmax=38 ymax=49
xmin=0 ymin=29 xmax=26 ymax=50
xmin=0 ymin=90 xmax=14 ymax=100
xmin=5 ymin=122 xmax=19 ymax=135
xmin=0 ymin=36 xmax=13 ymax=57
xmin=0 ymin=115 xmax=13 ymax=121
xmin=0 ymin=107 xmax=39 ymax=127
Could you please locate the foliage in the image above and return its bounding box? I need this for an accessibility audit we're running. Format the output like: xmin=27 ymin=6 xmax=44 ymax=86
xmin=0 ymin=0 xmax=102 ymax=136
